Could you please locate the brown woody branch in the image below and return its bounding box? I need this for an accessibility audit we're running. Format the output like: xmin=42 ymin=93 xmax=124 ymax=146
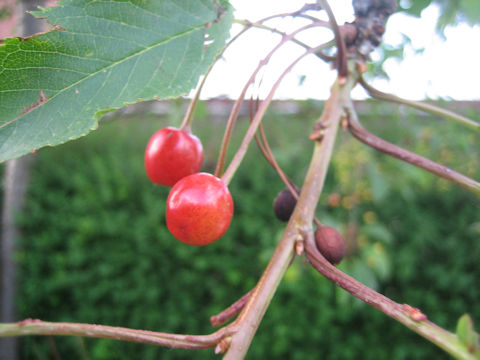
xmin=304 ymin=234 xmax=476 ymax=360
xmin=210 ymin=290 xmax=254 ymax=327
xmin=223 ymin=68 xmax=355 ymax=358
xmin=0 ymin=319 xmax=236 ymax=350
xmin=359 ymin=77 xmax=480 ymax=132
xmin=346 ymin=102 xmax=480 ymax=197
xmin=318 ymin=0 xmax=348 ymax=79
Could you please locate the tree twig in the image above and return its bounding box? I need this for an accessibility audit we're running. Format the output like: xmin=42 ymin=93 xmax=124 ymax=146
xmin=318 ymin=0 xmax=348 ymax=79
xmin=220 ymin=41 xmax=334 ymax=185
xmin=0 ymin=319 xmax=236 ymax=350
xmin=210 ymin=289 xmax=254 ymax=327
xmin=304 ymin=235 xmax=477 ymax=360
xmin=346 ymin=101 xmax=480 ymax=196
xmin=214 ymin=23 xmax=332 ymax=179
xmin=180 ymin=8 xmax=333 ymax=133
xmin=359 ymin=77 xmax=480 ymax=132
xmin=233 ymin=19 xmax=334 ymax=62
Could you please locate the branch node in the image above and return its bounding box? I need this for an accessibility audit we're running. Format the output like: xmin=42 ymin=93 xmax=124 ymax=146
xmin=18 ymin=318 xmax=41 ymax=326
xmin=309 ymin=129 xmax=325 ymax=141
xmin=214 ymin=336 xmax=232 ymax=354
xmin=338 ymin=76 xmax=348 ymax=85
xmin=403 ymin=304 xmax=428 ymax=322
xmin=341 ymin=115 xmax=349 ymax=131
xmin=356 ymin=61 xmax=367 ymax=74
xmin=295 ymin=237 xmax=305 ymax=256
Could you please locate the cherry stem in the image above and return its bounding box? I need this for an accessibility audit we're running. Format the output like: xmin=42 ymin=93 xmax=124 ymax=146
xmin=346 ymin=101 xmax=480 ymax=197
xmin=248 ymin=3 xmax=327 ymax=27
xmin=249 ymin=99 xmax=297 ymax=197
xmin=214 ymin=22 xmax=333 ymax=180
xmin=249 ymin=99 xmax=323 ymax=227
xmin=179 ymin=70 xmax=210 ymax=133
xmin=359 ymin=77 xmax=480 ymax=132
xmin=178 ymin=14 xmax=274 ymax=132
xmin=318 ymin=0 xmax=348 ymax=79
xmin=233 ymin=19 xmax=335 ymax=62
xmin=304 ymin=235 xmax=476 ymax=360
xmin=179 ymin=8 xmax=326 ymax=133
xmin=220 ymin=39 xmax=335 ymax=186
xmin=0 ymin=319 xmax=236 ymax=350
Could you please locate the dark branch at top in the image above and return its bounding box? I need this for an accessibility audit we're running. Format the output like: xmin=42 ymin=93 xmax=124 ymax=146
xmin=343 ymin=0 xmax=397 ymax=57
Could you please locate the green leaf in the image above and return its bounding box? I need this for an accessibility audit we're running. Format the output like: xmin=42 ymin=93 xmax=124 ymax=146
xmin=456 ymin=314 xmax=479 ymax=352
xmin=0 ymin=0 xmax=233 ymax=162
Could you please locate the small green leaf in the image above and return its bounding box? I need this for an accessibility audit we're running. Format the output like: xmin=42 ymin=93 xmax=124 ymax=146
xmin=456 ymin=314 xmax=479 ymax=352
xmin=0 ymin=0 xmax=233 ymax=162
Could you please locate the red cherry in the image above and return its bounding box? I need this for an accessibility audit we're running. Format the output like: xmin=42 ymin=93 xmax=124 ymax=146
xmin=166 ymin=173 xmax=234 ymax=246
xmin=145 ymin=127 xmax=203 ymax=186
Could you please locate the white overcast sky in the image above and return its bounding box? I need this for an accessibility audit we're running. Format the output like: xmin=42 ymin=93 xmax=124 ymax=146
xmin=200 ymin=0 xmax=480 ymax=100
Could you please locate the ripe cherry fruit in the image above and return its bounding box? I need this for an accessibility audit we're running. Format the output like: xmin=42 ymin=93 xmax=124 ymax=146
xmin=166 ymin=173 xmax=234 ymax=246
xmin=145 ymin=127 xmax=203 ymax=186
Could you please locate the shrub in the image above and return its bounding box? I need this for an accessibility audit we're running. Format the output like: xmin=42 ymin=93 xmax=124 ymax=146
xmin=16 ymin=101 xmax=479 ymax=359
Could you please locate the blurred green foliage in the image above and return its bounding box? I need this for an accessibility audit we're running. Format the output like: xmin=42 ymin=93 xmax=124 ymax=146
xmin=16 ymin=100 xmax=480 ymax=359
xmin=400 ymin=0 xmax=480 ymax=35
xmin=369 ymin=1 xmax=480 ymax=80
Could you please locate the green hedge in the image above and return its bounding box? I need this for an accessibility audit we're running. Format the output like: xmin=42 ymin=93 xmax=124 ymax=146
xmin=16 ymin=101 xmax=480 ymax=359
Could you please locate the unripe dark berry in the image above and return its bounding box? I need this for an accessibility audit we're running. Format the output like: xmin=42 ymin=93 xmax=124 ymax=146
xmin=273 ymin=187 xmax=299 ymax=222
xmin=314 ymin=226 xmax=346 ymax=265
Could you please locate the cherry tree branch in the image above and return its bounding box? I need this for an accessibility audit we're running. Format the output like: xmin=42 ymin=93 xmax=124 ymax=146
xmin=250 ymin=3 xmax=328 ymax=28
xmin=318 ymin=0 xmax=348 ymax=79
xmin=233 ymin=19 xmax=334 ymax=62
xmin=210 ymin=289 xmax=254 ymax=327
xmin=304 ymin=237 xmax=477 ymax=360
xmin=223 ymin=73 xmax=357 ymax=358
xmin=359 ymin=77 xmax=480 ymax=132
xmin=0 ymin=319 xmax=236 ymax=350
xmin=346 ymin=101 xmax=480 ymax=196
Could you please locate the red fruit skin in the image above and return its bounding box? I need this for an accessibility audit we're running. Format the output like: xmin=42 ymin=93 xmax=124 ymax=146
xmin=166 ymin=173 xmax=234 ymax=246
xmin=145 ymin=127 xmax=203 ymax=186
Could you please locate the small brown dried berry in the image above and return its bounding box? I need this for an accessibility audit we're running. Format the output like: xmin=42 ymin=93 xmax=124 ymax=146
xmin=314 ymin=226 xmax=346 ymax=265
xmin=273 ymin=187 xmax=299 ymax=222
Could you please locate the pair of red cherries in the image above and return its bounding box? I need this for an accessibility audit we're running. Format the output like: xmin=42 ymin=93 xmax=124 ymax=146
xmin=145 ymin=127 xmax=233 ymax=246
